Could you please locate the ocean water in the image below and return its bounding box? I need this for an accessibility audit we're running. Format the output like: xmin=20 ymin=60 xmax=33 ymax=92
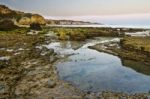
xmin=49 ymin=24 xmax=150 ymax=29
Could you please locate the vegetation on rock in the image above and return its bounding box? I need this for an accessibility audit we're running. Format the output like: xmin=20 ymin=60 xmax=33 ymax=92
xmin=0 ymin=5 xmax=46 ymax=26
xmin=49 ymin=27 xmax=119 ymax=40
xmin=0 ymin=4 xmax=150 ymax=99
xmin=120 ymin=37 xmax=150 ymax=54
xmin=18 ymin=14 xmax=46 ymax=25
xmin=0 ymin=5 xmax=18 ymax=19
xmin=0 ymin=19 xmax=18 ymax=30
xmin=89 ymin=37 xmax=150 ymax=65
xmin=47 ymin=27 xmax=144 ymax=41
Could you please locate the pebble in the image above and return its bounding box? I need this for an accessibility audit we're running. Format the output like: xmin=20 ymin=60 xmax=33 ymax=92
xmin=47 ymin=80 xmax=56 ymax=88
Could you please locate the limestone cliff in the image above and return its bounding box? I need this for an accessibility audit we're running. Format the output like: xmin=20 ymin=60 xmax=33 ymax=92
xmin=0 ymin=5 xmax=46 ymax=26
xmin=0 ymin=5 xmax=100 ymax=27
xmin=0 ymin=5 xmax=13 ymax=15
xmin=18 ymin=14 xmax=46 ymax=25
xmin=0 ymin=5 xmax=18 ymax=19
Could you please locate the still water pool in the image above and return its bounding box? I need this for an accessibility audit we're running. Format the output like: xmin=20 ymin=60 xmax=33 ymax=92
xmin=46 ymin=37 xmax=150 ymax=94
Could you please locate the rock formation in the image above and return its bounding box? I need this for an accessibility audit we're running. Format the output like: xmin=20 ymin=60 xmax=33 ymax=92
xmin=18 ymin=14 xmax=46 ymax=25
xmin=0 ymin=19 xmax=18 ymax=30
xmin=18 ymin=17 xmax=31 ymax=25
xmin=0 ymin=5 xmax=46 ymax=26
xmin=30 ymin=14 xmax=46 ymax=25
xmin=0 ymin=5 xmax=13 ymax=15
xmin=0 ymin=5 xmax=98 ymax=27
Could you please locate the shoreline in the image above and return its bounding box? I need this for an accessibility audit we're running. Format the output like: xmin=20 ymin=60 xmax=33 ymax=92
xmin=47 ymin=24 xmax=150 ymax=29
xmin=51 ymin=49 xmax=150 ymax=99
xmin=0 ymin=4 xmax=150 ymax=98
xmin=89 ymin=37 xmax=150 ymax=65
xmin=0 ymin=30 xmax=150 ymax=98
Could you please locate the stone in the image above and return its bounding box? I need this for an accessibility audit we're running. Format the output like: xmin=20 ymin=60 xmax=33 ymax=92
xmin=30 ymin=23 xmax=42 ymax=30
xmin=18 ymin=17 xmax=31 ymax=25
xmin=31 ymin=14 xmax=46 ymax=25
xmin=47 ymin=80 xmax=56 ymax=88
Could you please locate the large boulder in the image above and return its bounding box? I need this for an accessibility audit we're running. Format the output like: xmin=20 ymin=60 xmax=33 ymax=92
xmin=18 ymin=17 xmax=31 ymax=25
xmin=31 ymin=14 xmax=46 ymax=25
xmin=30 ymin=23 xmax=42 ymax=30
xmin=18 ymin=14 xmax=46 ymax=25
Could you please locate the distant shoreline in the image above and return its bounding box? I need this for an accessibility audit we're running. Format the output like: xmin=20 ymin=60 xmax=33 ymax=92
xmin=48 ymin=24 xmax=150 ymax=29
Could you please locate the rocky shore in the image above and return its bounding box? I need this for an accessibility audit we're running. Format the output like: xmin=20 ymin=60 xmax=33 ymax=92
xmin=89 ymin=37 xmax=150 ymax=65
xmin=0 ymin=30 xmax=83 ymax=99
xmin=0 ymin=4 xmax=150 ymax=99
xmin=0 ymin=30 xmax=149 ymax=99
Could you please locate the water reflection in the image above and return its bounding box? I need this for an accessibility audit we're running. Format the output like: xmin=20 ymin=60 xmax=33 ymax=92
xmin=46 ymin=37 xmax=150 ymax=94
xmin=122 ymin=59 xmax=150 ymax=75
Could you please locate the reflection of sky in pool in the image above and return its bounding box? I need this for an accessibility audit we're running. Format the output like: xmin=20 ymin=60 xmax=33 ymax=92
xmin=46 ymin=37 xmax=150 ymax=94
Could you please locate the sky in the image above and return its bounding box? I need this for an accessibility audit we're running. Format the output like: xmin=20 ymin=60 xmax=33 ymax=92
xmin=1 ymin=0 xmax=150 ymax=25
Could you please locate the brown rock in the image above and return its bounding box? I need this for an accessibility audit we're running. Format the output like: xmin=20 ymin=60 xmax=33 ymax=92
xmin=0 ymin=5 xmax=12 ymax=14
xmin=18 ymin=14 xmax=46 ymax=25
xmin=0 ymin=19 xmax=18 ymax=30
xmin=18 ymin=17 xmax=31 ymax=25
xmin=31 ymin=14 xmax=46 ymax=25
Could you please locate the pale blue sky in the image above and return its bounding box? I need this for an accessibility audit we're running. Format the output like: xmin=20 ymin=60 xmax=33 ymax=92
xmin=1 ymin=0 xmax=150 ymax=25
xmin=1 ymin=0 xmax=150 ymax=16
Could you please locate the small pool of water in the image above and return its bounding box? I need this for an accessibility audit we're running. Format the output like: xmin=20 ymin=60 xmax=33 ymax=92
xmin=45 ymin=37 xmax=150 ymax=94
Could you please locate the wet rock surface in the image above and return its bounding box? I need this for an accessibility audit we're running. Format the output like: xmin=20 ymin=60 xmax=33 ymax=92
xmin=0 ymin=32 xmax=150 ymax=99
xmin=0 ymin=32 xmax=83 ymax=99
xmin=89 ymin=37 xmax=150 ymax=65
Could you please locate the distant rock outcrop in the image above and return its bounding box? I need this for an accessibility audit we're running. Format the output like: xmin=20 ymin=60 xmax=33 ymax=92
xmin=18 ymin=14 xmax=46 ymax=25
xmin=46 ymin=19 xmax=100 ymax=25
xmin=0 ymin=5 xmax=12 ymax=15
xmin=0 ymin=5 xmax=46 ymax=26
xmin=30 ymin=14 xmax=46 ymax=25
xmin=0 ymin=4 xmax=100 ymax=27
xmin=0 ymin=5 xmax=21 ymax=20
xmin=18 ymin=17 xmax=31 ymax=25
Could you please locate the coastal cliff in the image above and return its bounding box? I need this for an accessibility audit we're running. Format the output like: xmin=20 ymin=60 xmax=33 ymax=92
xmin=0 ymin=5 xmax=97 ymax=27
xmin=0 ymin=5 xmax=46 ymax=26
